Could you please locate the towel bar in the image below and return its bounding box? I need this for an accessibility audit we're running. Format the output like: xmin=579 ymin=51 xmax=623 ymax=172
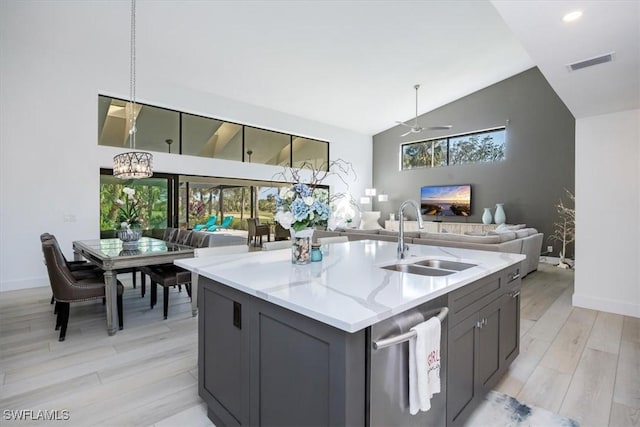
xmin=372 ymin=306 xmax=448 ymax=350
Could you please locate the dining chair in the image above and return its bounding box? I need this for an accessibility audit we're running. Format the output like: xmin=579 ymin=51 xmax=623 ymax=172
xmin=175 ymin=229 xmax=193 ymax=245
xmin=317 ymin=236 xmax=349 ymax=244
xmin=162 ymin=227 xmax=178 ymax=242
xmin=262 ymin=240 xmax=292 ymax=251
xmin=42 ymin=239 xmax=124 ymax=341
xmin=144 ymin=232 xmax=211 ymax=319
xmin=247 ymin=218 xmax=270 ymax=246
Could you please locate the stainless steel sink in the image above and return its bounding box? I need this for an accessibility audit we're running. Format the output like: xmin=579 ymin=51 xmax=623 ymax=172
xmin=381 ymin=264 xmax=455 ymax=276
xmin=411 ymin=259 xmax=477 ymax=271
xmin=380 ymin=258 xmax=477 ymax=277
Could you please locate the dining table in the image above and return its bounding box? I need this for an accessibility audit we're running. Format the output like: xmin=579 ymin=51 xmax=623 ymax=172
xmin=72 ymin=237 xmax=195 ymax=335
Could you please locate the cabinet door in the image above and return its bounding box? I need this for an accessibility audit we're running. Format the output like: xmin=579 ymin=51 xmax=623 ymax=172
xmin=200 ymin=286 xmax=247 ymax=426
xmin=499 ymin=289 xmax=521 ymax=367
xmin=477 ymin=297 xmax=502 ymax=391
xmin=447 ymin=313 xmax=479 ymax=425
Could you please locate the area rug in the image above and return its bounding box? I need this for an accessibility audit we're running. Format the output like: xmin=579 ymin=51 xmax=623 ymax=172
xmin=466 ymin=391 xmax=580 ymax=427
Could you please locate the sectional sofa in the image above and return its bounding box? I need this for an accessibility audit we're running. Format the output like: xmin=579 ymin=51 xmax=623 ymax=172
xmin=314 ymin=227 xmax=543 ymax=277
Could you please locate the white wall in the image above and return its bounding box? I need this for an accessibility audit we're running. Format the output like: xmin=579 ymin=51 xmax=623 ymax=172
xmin=574 ymin=108 xmax=640 ymax=318
xmin=0 ymin=2 xmax=372 ymax=292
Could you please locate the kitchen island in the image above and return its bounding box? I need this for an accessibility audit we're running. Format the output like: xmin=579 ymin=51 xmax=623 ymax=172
xmin=176 ymin=240 xmax=525 ymax=426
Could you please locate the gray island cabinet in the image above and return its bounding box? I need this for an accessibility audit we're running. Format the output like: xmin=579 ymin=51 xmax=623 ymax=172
xmin=176 ymin=240 xmax=525 ymax=426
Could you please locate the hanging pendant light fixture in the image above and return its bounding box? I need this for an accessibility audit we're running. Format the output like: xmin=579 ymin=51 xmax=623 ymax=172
xmin=113 ymin=0 xmax=153 ymax=179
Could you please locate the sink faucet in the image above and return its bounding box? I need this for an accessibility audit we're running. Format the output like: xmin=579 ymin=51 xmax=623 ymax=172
xmin=398 ymin=200 xmax=424 ymax=259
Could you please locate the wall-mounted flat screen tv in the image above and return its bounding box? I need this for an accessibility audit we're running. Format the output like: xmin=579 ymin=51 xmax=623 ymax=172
xmin=420 ymin=184 xmax=471 ymax=217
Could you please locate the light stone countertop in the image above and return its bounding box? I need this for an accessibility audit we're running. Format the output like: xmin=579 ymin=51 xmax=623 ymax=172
xmin=175 ymin=240 xmax=526 ymax=333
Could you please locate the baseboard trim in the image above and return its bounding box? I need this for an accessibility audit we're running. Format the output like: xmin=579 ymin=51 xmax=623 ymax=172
xmin=573 ymin=293 xmax=640 ymax=318
xmin=0 ymin=275 xmax=49 ymax=292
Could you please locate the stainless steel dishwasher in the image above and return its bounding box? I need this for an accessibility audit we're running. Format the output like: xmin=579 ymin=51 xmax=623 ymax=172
xmin=368 ymin=295 xmax=448 ymax=426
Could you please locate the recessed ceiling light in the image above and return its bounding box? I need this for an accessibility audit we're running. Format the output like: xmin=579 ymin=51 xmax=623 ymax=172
xmin=563 ymin=10 xmax=583 ymax=22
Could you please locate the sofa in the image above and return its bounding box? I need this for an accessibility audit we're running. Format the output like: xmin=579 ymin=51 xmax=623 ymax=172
xmin=313 ymin=226 xmax=543 ymax=277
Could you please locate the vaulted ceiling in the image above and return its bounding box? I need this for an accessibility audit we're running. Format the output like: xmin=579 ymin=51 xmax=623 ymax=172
xmin=133 ymin=0 xmax=637 ymax=136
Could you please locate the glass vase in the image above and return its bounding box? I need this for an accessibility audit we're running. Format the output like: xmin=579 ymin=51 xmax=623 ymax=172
xmin=290 ymin=228 xmax=314 ymax=264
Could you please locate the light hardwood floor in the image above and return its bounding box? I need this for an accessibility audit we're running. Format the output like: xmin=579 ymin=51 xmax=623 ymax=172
xmin=0 ymin=264 xmax=638 ymax=426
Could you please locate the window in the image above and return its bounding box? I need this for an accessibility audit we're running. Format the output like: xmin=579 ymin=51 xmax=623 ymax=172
xmin=99 ymin=171 xmax=172 ymax=237
xmin=244 ymin=127 xmax=291 ymax=167
xmin=98 ymin=95 xmax=329 ymax=170
xmin=182 ymin=114 xmax=242 ymax=161
xmin=401 ymin=127 xmax=506 ymax=170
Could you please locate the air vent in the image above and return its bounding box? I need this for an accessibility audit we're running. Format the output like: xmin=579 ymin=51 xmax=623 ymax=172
xmin=567 ymin=52 xmax=615 ymax=71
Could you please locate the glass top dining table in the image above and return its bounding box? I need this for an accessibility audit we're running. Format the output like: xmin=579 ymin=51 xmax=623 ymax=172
xmin=72 ymin=237 xmax=195 ymax=335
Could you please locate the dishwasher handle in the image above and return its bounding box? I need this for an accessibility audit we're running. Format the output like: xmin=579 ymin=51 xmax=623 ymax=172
xmin=372 ymin=307 xmax=449 ymax=350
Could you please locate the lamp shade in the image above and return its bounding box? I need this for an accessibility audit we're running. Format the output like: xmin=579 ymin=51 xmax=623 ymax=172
xmin=113 ymin=151 xmax=153 ymax=179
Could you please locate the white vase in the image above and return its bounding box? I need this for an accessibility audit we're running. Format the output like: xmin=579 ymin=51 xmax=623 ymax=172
xmin=494 ymin=203 xmax=506 ymax=225
xmin=482 ymin=208 xmax=493 ymax=225
xmin=290 ymin=228 xmax=314 ymax=264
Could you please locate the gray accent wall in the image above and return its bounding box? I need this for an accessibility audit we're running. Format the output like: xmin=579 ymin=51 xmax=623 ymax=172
xmin=372 ymin=68 xmax=575 ymax=257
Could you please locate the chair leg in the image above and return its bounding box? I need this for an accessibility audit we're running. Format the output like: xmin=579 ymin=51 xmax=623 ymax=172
xmin=54 ymin=300 xmax=58 ymax=315
xmin=163 ymin=286 xmax=169 ymax=320
xmin=50 ymin=294 xmax=55 ymax=305
xmin=185 ymin=283 xmax=192 ymax=298
xmin=141 ymin=273 xmax=146 ymax=298
xmin=55 ymin=304 xmax=62 ymax=330
xmin=131 ymin=268 xmax=136 ymax=289
xmin=117 ymin=293 xmax=124 ymax=330
xmin=58 ymin=302 xmax=70 ymax=342
xmin=151 ymin=281 xmax=157 ymax=309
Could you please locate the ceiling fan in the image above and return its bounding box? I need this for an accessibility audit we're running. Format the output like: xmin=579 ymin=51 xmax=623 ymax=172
xmin=396 ymin=84 xmax=452 ymax=137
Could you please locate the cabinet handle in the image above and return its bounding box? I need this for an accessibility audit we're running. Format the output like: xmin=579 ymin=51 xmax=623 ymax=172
xmin=233 ymin=301 xmax=242 ymax=329
xmin=483 ymin=318 xmax=488 ymax=326
xmin=511 ymin=291 xmax=521 ymax=299
xmin=476 ymin=320 xmax=483 ymax=329
xmin=509 ymin=272 xmax=521 ymax=282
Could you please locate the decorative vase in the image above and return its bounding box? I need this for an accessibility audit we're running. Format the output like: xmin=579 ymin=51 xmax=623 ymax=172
xmin=290 ymin=228 xmax=314 ymax=264
xmin=482 ymin=208 xmax=493 ymax=225
xmin=494 ymin=203 xmax=506 ymax=225
xmin=117 ymin=228 xmax=142 ymax=249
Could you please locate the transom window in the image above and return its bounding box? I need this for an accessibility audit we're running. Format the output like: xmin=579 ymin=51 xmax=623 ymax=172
xmin=401 ymin=127 xmax=506 ymax=170
xmin=98 ymin=95 xmax=329 ymax=170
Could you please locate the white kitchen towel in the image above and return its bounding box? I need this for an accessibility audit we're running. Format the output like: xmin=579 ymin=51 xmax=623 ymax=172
xmin=408 ymin=317 xmax=441 ymax=415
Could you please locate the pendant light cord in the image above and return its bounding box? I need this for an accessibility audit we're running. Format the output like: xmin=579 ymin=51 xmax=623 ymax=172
xmin=129 ymin=0 xmax=137 ymax=148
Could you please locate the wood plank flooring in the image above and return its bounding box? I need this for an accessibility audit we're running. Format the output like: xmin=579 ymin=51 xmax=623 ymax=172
xmin=1 ymin=264 xmax=638 ymax=426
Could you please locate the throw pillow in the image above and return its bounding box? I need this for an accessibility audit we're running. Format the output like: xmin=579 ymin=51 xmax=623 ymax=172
xmin=359 ymin=211 xmax=382 ymax=230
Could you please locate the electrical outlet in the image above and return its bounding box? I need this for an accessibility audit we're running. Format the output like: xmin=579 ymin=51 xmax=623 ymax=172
xmin=547 ymin=245 xmax=553 ymax=253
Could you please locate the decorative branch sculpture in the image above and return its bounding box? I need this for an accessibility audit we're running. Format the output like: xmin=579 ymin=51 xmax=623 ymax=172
xmin=548 ymin=189 xmax=575 ymax=269
xmin=272 ymin=159 xmax=360 ymax=229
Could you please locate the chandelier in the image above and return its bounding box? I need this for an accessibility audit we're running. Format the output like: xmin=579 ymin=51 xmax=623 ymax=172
xmin=113 ymin=0 xmax=153 ymax=179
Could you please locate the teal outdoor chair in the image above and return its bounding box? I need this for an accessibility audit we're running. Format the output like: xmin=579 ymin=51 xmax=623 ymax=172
xmin=193 ymin=215 xmax=217 ymax=231
xmin=208 ymin=215 xmax=233 ymax=231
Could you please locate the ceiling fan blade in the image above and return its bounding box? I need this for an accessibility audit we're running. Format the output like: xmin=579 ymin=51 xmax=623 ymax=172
xmin=400 ymin=129 xmax=413 ymax=137
xmin=427 ymin=125 xmax=453 ymax=130
xmin=396 ymin=121 xmax=413 ymax=128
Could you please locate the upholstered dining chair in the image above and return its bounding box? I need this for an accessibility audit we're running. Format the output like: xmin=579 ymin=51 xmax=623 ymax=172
xmin=41 ymin=233 xmax=104 ymax=308
xmin=143 ymin=231 xmax=211 ymax=319
xmin=42 ymin=239 xmax=123 ymax=341
xmin=162 ymin=227 xmax=178 ymax=242
xmin=247 ymin=218 xmax=270 ymax=246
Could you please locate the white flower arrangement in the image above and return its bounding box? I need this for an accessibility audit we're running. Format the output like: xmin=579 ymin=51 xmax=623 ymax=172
xmin=274 ymin=183 xmax=331 ymax=232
